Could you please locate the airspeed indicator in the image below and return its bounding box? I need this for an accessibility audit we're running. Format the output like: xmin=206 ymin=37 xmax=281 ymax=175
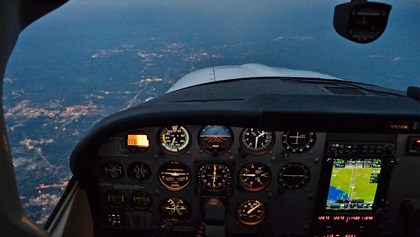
xmin=158 ymin=125 xmax=191 ymax=155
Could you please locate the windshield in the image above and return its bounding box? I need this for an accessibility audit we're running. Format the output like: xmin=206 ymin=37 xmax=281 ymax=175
xmin=3 ymin=0 xmax=419 ymax=226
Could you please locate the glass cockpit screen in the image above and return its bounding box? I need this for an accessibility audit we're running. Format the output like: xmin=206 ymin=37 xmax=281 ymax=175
xmin=326 ymin=158 xmax=382 ymax=211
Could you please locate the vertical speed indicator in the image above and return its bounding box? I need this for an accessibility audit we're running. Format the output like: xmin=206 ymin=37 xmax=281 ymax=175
xmin=238 ymin=163 xmax=271 ymax=192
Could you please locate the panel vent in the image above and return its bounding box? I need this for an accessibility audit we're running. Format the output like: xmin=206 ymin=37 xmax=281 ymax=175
xmin=324 ymin=86 xmax=365 ymax=95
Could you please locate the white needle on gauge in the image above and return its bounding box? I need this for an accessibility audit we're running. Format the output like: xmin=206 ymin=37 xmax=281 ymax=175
xmin=254 ymin=131 xmax=265 ymax=149
xmin=162 ymin=172 xmax=185 ymax=176
xmin=241 ymin=174 xmax=256 ymax=177
xmin=212 ymin=164 xmax=217 ymax=187
xmin=283 ymin=174 xmax=304 ymax=177
xmin=247 ymin=203 xmax=261 ymax=214
xmin=294 ymin=132 xmax=299 ymax=144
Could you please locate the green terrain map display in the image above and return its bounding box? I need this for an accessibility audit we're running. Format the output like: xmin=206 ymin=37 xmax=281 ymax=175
xmin=330 ymin=166 xmax=380 ymax=203
xmin=327 ymin=159 xmax=382 ymax=210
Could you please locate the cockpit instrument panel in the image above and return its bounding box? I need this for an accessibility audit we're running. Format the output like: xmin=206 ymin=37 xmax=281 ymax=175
xmin=82 ymin=126 xmax=415 ymax=237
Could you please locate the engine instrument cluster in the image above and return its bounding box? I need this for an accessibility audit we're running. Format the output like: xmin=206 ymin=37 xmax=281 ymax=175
xmin=88 ymin=125 xmax=403 ymax=236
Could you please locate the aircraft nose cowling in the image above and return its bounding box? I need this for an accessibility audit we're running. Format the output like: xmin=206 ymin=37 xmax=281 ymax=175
xmin=166 ymin=63 xmax=338 ymax=93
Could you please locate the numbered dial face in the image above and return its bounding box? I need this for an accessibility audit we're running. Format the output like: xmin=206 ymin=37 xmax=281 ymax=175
xmin=238 ymin=163 xmax=271 ymax=192
xmin=160 ymin=197 xmax=191 ymax=223
xmin=282 ymin=132 xmax=316 ymax=153
xmin=236 ymin=200 xmax=267 ymax=226
xmin=104 ymin=190 xmax=126 ymax=209
xmin=102 ymin=161 xmax=124 ymax=181
xmin=130 ymin=191 xmax=153 ymax=210
xmin=127 ymin=162 xmax=151 ymax=182
xmin=240 ymin=128 xmax=275 ymax=155
xmin=158 ymin=125 xmax=191 ymax=155
xmin=199 ymin=125 xmax=233 ymax=155
xmin=196 ymin=163 xmax=233 ymax=194
xmin=158 ymin=162 xmax=191 ymax=191
xmin=278 ymin=163 xmax=311 ymax=190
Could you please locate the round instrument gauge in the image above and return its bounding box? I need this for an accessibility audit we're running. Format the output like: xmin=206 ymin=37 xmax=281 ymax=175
xmin=240 ymin=128 xmax=275 ymax=155
xmin=160 ymin=197 xmax=191 ymax=223
xmin=199 ymin=125 xmax=233 ymax=155
xmin=282 ymin=131 xmax=316 ymax=153
xmin=278 ymin=163 xmax=311 ymax=190
xmin=127 ymin=162 xmax=151 ymax=182
xmin=236 ymin=200 xmax=267 ymax=226
xmin=130 ymin=191 xmax=153 ymax=210
xmin=158 ymin=125 xmax=191 ymax=155
xmin=196 ymin=163 xmax=233 ymax=194
xmin=238 ymin=163 xmax=271 ymax=192
xmin=104 ymin=190 xmax=126 ymax=209
xmin=102 ymin=161 xmax=124 ymax=181
xmin=158 ymin=161 xmax=191 ymax=191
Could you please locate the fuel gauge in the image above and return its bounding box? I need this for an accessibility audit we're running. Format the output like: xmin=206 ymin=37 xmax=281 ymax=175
xmin=160 ymin=197 xmax=191 ymax=223
xmin=104 ymin=190 xmax=126 ymax=209
xmin=127 ymin=162 xmax=151 ymax=182
xmin=130 ymin=191 xmax=153 ymax=210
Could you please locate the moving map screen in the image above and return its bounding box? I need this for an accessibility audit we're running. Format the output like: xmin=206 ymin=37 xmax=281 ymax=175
xmin=326 ymin=158 xmax=382 ymax=211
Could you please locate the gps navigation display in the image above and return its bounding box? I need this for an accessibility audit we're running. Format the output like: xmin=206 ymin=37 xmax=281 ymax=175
xmin=326 ymin=158 xmax=382 ymax=211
